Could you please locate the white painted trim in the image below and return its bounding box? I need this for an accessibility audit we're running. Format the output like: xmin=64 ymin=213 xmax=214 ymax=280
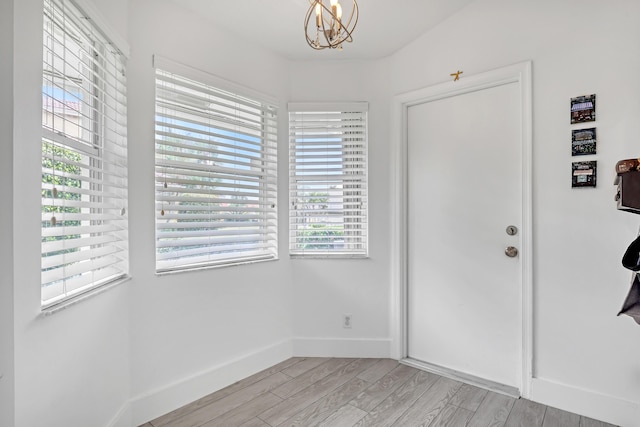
xmin=288 ymin=102 xmax=369 ymax=112
xmin=153 ymin=55 xmax=279 ymax=107
xmin=530 ymin=378 xmax=639 ymax=427
xmin=72 ymin=0 xmax=130 ymax=57
xmin=106 ymin=402 xmax=132 ymax=427
xmin=42 ymin=276 xmax=130 ymax=315
xmin=390 ymin=61 xmax=534 ymax=397
xmin=519 ymin=61 xmax=534 ymax=399
xmin=292 ymin=338 xmax=391 ymax=358
xmin=129 ymin=339 xmax=293 ymax=426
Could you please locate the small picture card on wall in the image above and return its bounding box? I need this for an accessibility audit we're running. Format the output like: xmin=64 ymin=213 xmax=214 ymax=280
xmin=572 ymin=127 xmax=597 ymax=156
xmin=571 ymin=94 xmax=596 ymax=123
xmin=572 ymin=160 xmax=597 ymax=188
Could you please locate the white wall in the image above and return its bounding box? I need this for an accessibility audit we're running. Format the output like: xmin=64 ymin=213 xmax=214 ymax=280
xmin=11 ymin=0 xmax=132 ymax=426
xmin=126 ymin=0 xmax=293 ymax=424
xmin=0 ymin=0 xmax=15 ymax=426
xmin=389 ymin=0 xmax=640 ymax=424
xmin=286 ymin=59 xmax=394 ymax=357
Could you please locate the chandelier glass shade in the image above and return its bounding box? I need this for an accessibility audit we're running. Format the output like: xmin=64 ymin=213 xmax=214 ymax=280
xmin=304 ymin=0 xmax=359 ymax=50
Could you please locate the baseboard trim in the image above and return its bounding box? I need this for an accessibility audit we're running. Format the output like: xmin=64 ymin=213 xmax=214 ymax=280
xmin=106 ymin=402 xmax=132 ymax=427
xmin=530 ymin=377 xmax=638 ymax=427
xmin=292 ymin=337 xmax=391 ymax=358
xmin=129 ymin=339 xmax=293 ymax=426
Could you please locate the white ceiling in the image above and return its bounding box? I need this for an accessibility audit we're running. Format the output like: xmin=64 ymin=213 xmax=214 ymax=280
xmin=171 ymin=0 xmax=477 ymax=61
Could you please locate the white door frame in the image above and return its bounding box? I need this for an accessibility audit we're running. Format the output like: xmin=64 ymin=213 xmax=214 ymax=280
xmin=389 ymin=61 xmax=533 ymax=398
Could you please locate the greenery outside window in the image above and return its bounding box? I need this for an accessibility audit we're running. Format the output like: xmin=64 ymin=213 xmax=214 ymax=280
xmin=41 ymin=0 xmax=128 ymax=308
xmin=154 ymin=60 xmax=278 ymax=273
xmin=288 ymin=103 xmax=368 ymax=257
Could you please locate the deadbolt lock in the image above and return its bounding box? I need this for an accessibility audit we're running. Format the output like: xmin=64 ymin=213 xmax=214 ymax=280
xmin=506 ymin=225 xmax=518 ymax=236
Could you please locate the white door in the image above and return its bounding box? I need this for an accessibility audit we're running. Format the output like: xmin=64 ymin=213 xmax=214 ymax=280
xmin=407 ymin=81 xmax=522 ymax=389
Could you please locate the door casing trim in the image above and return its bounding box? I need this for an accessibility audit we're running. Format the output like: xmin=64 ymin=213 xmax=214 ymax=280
xmin=389 ymin=61 xmax=533 ymax=398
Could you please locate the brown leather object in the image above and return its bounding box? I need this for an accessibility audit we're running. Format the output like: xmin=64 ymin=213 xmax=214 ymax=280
xmin=616 ymin=158 xmax=640 ymax=175
xmin=615 ymin=172 xmax=640 ymax=214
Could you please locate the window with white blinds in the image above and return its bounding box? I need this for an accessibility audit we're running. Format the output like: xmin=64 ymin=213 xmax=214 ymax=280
xmin=41 ymin=0 xmax=128 ymax=308
xmin=155 ymin=68 xmax=278 ymax=273
xmin=289 ymin=103 xmax=368 ymax=257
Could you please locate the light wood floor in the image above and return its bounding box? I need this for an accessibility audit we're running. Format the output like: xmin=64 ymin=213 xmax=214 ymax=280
xmin=140 ymin=358 xmax=616 ymax=427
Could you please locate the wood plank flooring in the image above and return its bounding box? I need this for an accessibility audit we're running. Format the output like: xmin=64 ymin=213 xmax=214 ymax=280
xmin=141 ymin=358 xmax=617 ymax=427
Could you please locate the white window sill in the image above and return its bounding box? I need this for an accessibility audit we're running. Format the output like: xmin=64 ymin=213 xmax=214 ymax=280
xmin=41 ymin=276 xmax=131 ymax=317
xmin=155 ymin=256 xmax=279 ymax=276
xmin=289 ymin=254 xmax=370 ymax=260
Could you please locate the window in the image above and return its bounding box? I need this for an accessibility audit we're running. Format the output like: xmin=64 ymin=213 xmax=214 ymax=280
xmin=154 ymin=64 xmax=278 ymax=273
xmin=41 ymin=0 xmax=128 ymax=308
xmin=289 ymin=103 xmax=368 ymax=257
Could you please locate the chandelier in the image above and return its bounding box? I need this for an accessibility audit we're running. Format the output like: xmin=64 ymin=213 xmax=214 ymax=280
xmin=304 ymin=0 xmax=359 ymax=50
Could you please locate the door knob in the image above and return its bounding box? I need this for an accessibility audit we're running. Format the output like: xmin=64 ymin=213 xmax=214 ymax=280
xmin=505 ymin=246 xmax=518 ymax=258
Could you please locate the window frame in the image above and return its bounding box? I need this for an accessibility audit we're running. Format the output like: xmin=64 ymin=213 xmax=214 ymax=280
xmin=40 ymin=0 xmax=129 ymax=310
xmin=153 ymin=56 xmax=279 ymax=274
xmin=288 ymin=102 xmax=369 ymax=258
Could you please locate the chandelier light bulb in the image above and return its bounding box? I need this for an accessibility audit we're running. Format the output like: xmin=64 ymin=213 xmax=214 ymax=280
xmin=315 ymin=3 xmax=322 ymax=27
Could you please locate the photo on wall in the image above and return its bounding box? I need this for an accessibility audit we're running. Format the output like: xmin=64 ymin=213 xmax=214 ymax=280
xmin=572 ymin=160 xmax=597 ymax=188
xmin=570 ymin=94 xmax=596 ymax=123
xmin=572 ymin=127 xmax=597 ymax=156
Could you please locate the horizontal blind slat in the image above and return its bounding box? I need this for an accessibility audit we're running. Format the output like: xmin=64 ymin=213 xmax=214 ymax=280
xmin=156 ymin=158 xmax=277 ymax=180
xmin=156 ymin=233 xmax=277 ymax=249
xmin=41 ymin=233 xmax=120 ymax=254
xmin=157 ymin=74 xmax=275 ymax=114
xmin=156 ymin=246 xmax=275 ymax=262
xmin=42 ymin=268 xmax=126 ymax=302
xmin=41 ymin=245 xmax=124 ymax=270
xmin=156 ymin=252 xmax=275 ymax=272
xmin=156 ymin=129 xmax=266 ymax=155
xmin=155 ymin=205 xmax=275 ymax=213
xmin=42 ymin=254 xmax=125 ymax=286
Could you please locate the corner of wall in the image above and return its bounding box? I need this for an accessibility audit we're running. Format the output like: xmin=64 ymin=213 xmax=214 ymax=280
xmin=130 ymin=339 xmax=293 ymax=426
xmin=292 ymin=337 xmax=392 ymax=358
xmin=107 ymin=403 xmax=133 ymax=427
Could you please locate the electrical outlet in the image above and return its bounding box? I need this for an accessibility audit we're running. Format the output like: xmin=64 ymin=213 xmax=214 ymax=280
xmin=343 ymin=314 xmax=352 ymax=329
